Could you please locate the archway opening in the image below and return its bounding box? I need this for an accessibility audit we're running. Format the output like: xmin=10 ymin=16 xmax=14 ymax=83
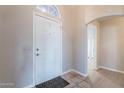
xmin=86 ymin=16 xmax=124 ymax=75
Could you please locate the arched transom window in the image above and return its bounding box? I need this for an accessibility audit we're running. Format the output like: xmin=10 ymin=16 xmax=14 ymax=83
xmin=37 ymin=5 xmax=60 ymax=18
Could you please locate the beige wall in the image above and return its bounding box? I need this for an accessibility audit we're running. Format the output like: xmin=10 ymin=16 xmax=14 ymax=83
xmin=0 ymin=6 xmax=16 ymax=87
xmin=14 ymin=6 xmax=34 ymax=87
xmin=58 ymin=6 xmax=74 ymax=71
xmin=99 ymin=17 xmax=124 ymax=71
xmin=72 ymin=6 xmax=87 ymax=74
xmin=0 ymin=6 xmax=35 ymax=87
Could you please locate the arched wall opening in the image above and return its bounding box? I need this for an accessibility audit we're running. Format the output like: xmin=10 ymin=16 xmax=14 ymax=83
xmin=85 ymin=14 xmax=124 ymax=75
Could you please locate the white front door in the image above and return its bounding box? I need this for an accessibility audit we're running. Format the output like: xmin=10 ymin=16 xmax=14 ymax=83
xmin=34 ymin=14 xmax=62 ymax=85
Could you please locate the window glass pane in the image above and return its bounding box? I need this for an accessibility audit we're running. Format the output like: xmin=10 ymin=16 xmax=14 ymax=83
xmin=49 ymin=6 xmax=55 ymax=13
xmin=50 ymin=11 xmax=56 ymax=17
xmin=38 ymin=5 xmax=48 ymax=13
xmin=37 ymin=5 xmax=59 ymax=18
xmin=51 ymin=6 xmax=59 ymax=16
xmin=51 ymin=11 xmax=58 ymax=17
xmin=49 ymin=7 xmax=56 ymax=17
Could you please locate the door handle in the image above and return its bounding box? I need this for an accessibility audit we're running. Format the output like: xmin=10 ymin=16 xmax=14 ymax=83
xmin=36 ymin=48 xmax=39 ymax=51
xmin=36 ymin=53 xmax=40 ymax=56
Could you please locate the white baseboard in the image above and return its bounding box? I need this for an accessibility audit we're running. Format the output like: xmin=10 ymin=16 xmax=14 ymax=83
xmin=62 ymin=69 xmax=88 ymax=77
xmin=97 ymin=66 xmax=124 ymax=74
xmin=61 ymin=69 xmax=74 ymax=75
xmin=71 ymin=69 xmax=88 ymax=77
xmin=24 ymin=83 xmax=35 ymax=88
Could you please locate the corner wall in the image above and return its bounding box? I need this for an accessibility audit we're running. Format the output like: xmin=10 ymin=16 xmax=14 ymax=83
xmin=73 ymin=5 xmax=124 ymax=75
xmin=99 ymin=17 xmax=124 ymax=72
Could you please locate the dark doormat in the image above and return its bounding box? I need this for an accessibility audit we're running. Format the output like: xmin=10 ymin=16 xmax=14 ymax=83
xmin=36 ymin=76 xmax=69 ymax=88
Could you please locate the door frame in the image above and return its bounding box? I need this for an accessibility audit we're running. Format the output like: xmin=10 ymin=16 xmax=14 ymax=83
xmin=85 ymin=21 xmax=100 ymax=76
xmin=33 ymin=12 xmax=63 ymax=86
xmin=87 ymin=23 xmax=97 ymax=72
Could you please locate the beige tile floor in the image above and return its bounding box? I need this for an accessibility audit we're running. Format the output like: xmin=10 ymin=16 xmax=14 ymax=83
xmin=61 ymin=68 xmax=124 ymax=88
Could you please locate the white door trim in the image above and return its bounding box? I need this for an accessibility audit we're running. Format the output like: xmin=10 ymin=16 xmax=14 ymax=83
xmin=33 ymin=12 xmax=62 ymax=86
xmin=86 ymin=23 xmax=98 ymax=76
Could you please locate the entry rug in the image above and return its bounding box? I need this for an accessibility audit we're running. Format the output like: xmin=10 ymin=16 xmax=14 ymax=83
xmin=36 ymin=76 xmax=69 ymax=88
